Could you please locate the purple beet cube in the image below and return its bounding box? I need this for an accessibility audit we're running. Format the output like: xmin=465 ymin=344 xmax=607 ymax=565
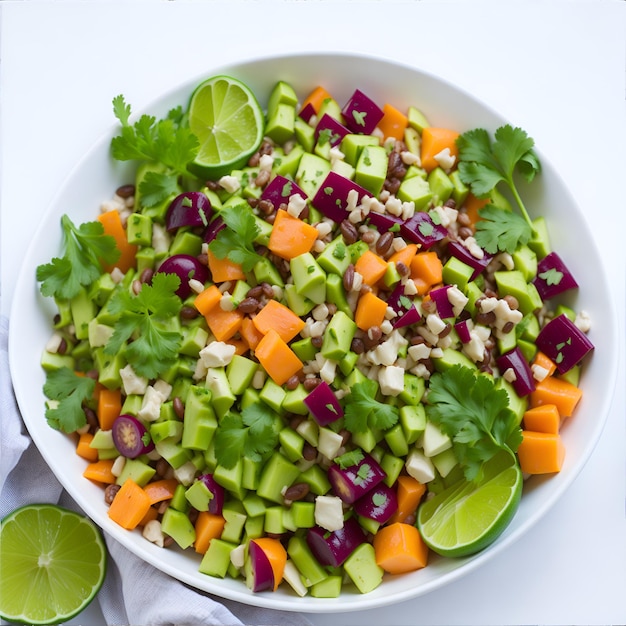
xmin=532 ymin=252 xmax=579 ymax=301
xmin=342 ymin=89 xmax=384 ymax=135
xmin=447 ymin=240 xmax=492 ymax=280
xmin=312 ymin=171 xmax=370 ymax=223
xmin=400 ymin=211 xmax=448 ymax=249
xmin=315 ymin=114 xmax=350 ymax=147
xmin=261 ymin=175 xmax=308 ymax=208
xmin=535 ymin=314 xmax=594 ymax=374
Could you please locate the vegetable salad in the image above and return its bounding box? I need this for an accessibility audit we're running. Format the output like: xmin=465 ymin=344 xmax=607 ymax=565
xmin=37 ymin=75 xmax=594 ymax=597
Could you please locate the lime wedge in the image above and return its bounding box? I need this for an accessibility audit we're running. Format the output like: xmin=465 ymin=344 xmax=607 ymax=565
xmin=417 ymin=451 xmax=523 ymax=557
xmin=187 ymin=75 xmax=265 ymax=180
xmin=0 ymin=504 xmax=107 ymax=625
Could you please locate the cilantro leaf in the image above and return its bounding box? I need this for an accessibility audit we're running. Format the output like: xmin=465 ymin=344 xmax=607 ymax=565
xmin=474 ymin=204 xmax=533 ymax=254
xmin=111 ymin=95 xmax=200 ymax=206
xmin=36 ymin=215 xmax=120 ymax=300
xmin=343 ymin=379 xmax=399 ymax=434
xmin=214 ymin=404 xmax=278 ymax=469
xmin=426 ymin=365 xmax=522 ymax=482
xmin=104 ymin=272 xmax=182 ymax=379
xmin=208 ymin=205 xmax=262 ymax=272
xmin=334 ymin=449 xmax=365 ymax=469
xmin=43 ymin=367 xmax=95 ymax=433
xmin=457 ymin=125 xmax=541 ymax=229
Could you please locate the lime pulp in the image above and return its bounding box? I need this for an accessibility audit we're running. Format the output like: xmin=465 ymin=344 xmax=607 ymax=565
xmin=0 ymin=504 xmax=107 ymax=625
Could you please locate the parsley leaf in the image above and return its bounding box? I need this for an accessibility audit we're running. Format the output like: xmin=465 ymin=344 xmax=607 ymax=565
xmin=474 ymin=205 xmax=533 ymax=254
xmin=334 ymin=449 xmax=365 ymax=469
xmin=208 ymin=205 xmax=262 ymax=272
xmin=426 ymin=365 xmax=522 ymax=482
xmin=343 ymin=379 xmax=400 ymax=434
xmin=214 ymin=404 xmax=278 ymax=469
xmin=43 ymin=367 xmax=95 ymax=433
xmin=111 ymin=95 xmax=199 ymax=207
xmin=457 ymin=125 xmax=541 ymax=228
xmin=104 ymin=272 xmax=182 ymax=379
xmin=36 ymin=215 xmax=120 ymax=300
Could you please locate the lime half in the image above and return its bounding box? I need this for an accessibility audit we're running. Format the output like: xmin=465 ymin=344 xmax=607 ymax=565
xmin=0 ymin=504 xmax=107 ymax=625
xmin=187 ymin=75 xmax=265 ymax=180
xmin=417 ymin=451 xmax=523 ymax=558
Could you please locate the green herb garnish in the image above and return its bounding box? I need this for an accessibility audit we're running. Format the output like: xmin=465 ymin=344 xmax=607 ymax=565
xmin=43 ymin=367 xmax=95 ymax=433
xmin=344 ymin=379 xmax=400 ymax=433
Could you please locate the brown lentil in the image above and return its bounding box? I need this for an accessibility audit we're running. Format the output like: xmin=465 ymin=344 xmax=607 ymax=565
xmin=254 ymin=169 xmax=271 ymax=188
xmin=350 ymin=336 xmax=365 ymax=354
xmin=361 ymin=229 xmax=376 ymax=245
xmin=310 ymin=335 xmax=324 ymax=349
xmin=343 ymin=264 xmax=355 ymax=291
xmin=375 ymin=231 xmax=394 ymax=256
xmin=503 ymin=294 xmax=519 ymax=310
xmin=257 ymin=199 xmax=274 ymax=215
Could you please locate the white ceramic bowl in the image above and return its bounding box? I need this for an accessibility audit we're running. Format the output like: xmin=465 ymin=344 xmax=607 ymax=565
xmin=8 ymin=52 xmax=619 ymax=613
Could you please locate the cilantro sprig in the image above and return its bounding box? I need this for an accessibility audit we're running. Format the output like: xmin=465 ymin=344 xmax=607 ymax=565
xmin=457 ymin=125 xmax=541 ymax=254
xmin=214 ymin=404 xmax=279 ymax=469
xmin=426 ymin=365 xmax=522 ymax=482
xmin=43 ymin=367 xmax=95 ymax=433
xmin=111 ymin=96 xmax=199 ymax=207
xmin=104 ymin=273 xmax=182 ymax=379
xmin=36 ymin=215 xmax=120 ymax=300
xmin=343 ymin=379 xmax=400 ymax=433
xmin=208 ymin=205 xmax=263 ymax=272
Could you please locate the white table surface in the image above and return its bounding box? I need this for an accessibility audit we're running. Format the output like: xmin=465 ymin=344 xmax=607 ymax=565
xmin=1 ymin=1 xmax=625 ymax=625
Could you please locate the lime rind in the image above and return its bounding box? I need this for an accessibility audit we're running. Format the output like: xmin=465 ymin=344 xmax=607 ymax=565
xmin=417 ymin=451 xmax=523 ymax=558
xmin=187 ymin=75 xmax=265 ymax=179
xmin=0 ymin=504 xmax=107 ymax=625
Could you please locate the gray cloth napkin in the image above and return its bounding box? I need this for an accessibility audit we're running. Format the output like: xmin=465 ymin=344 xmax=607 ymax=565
xmin=1 ymin=316 xmax=312 ymax=626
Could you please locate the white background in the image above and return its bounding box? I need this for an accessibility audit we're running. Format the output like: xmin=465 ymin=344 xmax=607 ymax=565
xmin=1 ymin=1 xmax=625 ymax=625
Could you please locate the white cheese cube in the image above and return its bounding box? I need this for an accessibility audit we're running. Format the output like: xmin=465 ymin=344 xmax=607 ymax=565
xmin=199 ymin=341 xmax=236 ymax=368
xmin=422 ymin=420 xmax=452 ymax=457
xmin=405 ymin=449 xmax=436 ymax=483
xmin=378 ymin=365 xmax=405 ymax=396
xmin=314 ymin=495 xmax=344 ymax=532
xmin=318 ymin=427 xmax=344 ymax=460
xmin=119 ymin=364 xmax=149 ymax=396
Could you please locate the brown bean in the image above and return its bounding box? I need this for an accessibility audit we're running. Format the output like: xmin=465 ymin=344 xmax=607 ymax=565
xmin=340 ymin=220 xmax=359 ymax=244
xmin=375 ymin=231 xmax=393 ymax=256
xmin=257 ymin=199 xmax=274 ymax=215
xmin=396 ymin=261 xmax=410 ymax=277
xmin=237 ymin=297 xmax=260 ymax=314
xmin=501 ymin=321 xmax=515 ymax=334
xmin=83 ymin=406 xmax=98 ymax=431
xmin=285 ymin=375 xmax=300 ymax=391
xmin=140 ymin=268 xmax=154 ymax=284
xmin=261 ymin=283 xmax=275 ymax=299
xmin=343 ymin=264 xmax=355 ymax=291
xmin=361 ymin=229 xmax=376 ymax=245
xmin=458 ymin=226 xmax=474 ymax=240
xmin=173 ymin=396 xmax=185 ymax=419
xmin=310 ymin=335 xmax=324 ymax=349
xmin=132 ymin=279 xmax=142 ymax=295
xmin=247 ymin=284 xmax=264 ymax=299
xmin=155 ymin=457 xmax=170 ymax=478
xmin=303 ymin=442 xmax=317 ymax=461
xmin=180 ymin=305 xmax=199 ymax=320
xmin=284 ymin=482 xmax=310 ymax=503
xmin=115 ymin=184 xmax=135 ymax=199
xmin=503 ymin=295 xmax=519 ymax=310
xmin=384 ymin=178 xmax=401 ymax=195
xmin=57 ymin=337 xmax=68 ymax=356
xmin=367 ymin=325 xmax=383 ymax=343
xmin=476 ymin=311 xmax=496 ymax=325
xmin=303 ymin=377 xmax=321 ymax=391
xmin=254 ymin=169 xmax=270 ymax=188
xmin=350 ymin=336 xmax=365 ymax=354
xmin=104 ymin=484 xmax=121 ymax=505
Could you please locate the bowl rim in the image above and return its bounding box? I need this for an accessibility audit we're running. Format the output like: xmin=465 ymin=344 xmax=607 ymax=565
xmin=8 ymin=50 xmax=620 ymax=613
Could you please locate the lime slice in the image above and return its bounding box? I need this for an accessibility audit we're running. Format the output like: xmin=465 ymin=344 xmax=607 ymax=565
xmin=417 ymin=450 xmax=523 ymax=557
xmin=0 ymin=504 xmax=107 ymax=625
xmin=187 ymin=75 xmax=265 ymax=180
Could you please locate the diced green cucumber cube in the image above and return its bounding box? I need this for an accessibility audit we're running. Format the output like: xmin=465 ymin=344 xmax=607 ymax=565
xmin=199 ymin=538 xmax=237 ymax=578
xmin=116 ymin=459 xmax=155 ymax=487
xmin=181 ymin=385 xmax=218 ymax=450
xmin=161 ymin=508 xmax=195 ymax=550
xmin=256 ymin=452 xmax=301 ymax=504
xmin=343 ymin=543 xmax=384 ymax=594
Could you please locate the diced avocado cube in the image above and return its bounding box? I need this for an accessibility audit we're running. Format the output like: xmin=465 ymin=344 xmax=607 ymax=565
xmin=282 ymin=384 xmax=309 ymax=416
xmin=517 ymin=338 xmax=537 ymax=363
xmin=326 ymin=273 xmax=353 ymax=320
xmin=311 ymin=575 xmax=342 ymax=598
xmin=351 ymin=428 xmax=380 ymax=453
xmin=290 ymin=501 xmax=315 ymax=528
xmin=181 ymin=385 xmax=218 ymax=450
xmin=398 ymin=373 xmax=425 ymax=405
xmin=291 ymin=337 xmax=318 ymax=363
xmin=512 ymin=245 xmax=538 ymax=281
xmin=432 ymin=347 xmax=477 ymax=372
xmin=284 ymin=283 xmax=315 ymax=317
xmin=150 ymin=419 xmax=183 ymax=444
xmin=155 ymin=438 xmax=192 ymax=469
xmin=397 ymin=176 xmax=433 ymax=211
xmin=221 ymin=501 xmax=247 ymax=544
xmin=116 ymin=459 xmax=156 ymax=487
xmin=338 ymin=350 xmax=359 ymax=377
xmin=320 ymin=310 xmax=357 ymax=361
xmin=318 ymin=96 xmax=342 ymax=121
xmin=89 ymin=428 xmax=115 ymax=450
xmin=449 ymin=170 xmax=469 ymax=207
xmin=340 ymin=134 xmax=380 ymax=166
xmin=95 ymin=349 xmax=126 ymax=390
xmin=161 ymin=508 xmax=195 ymax=550
xmin=381 ymin=452 xmax=404 ymax=487
xmin=199 ymin=538 xmax=237 ymax=578
xmin=287 ymin=535 xmax=328 ymax=586
xmin=205 ymin=368 xmax=236 ymax=418
xmin=355 ymin=145 xmax=387 ymax=197
xmin=213 ymin=460 xmax=246 ymax=501
xmin=494 ymin=270 xmax=543 ymax=315
xmin=384 ymin=423 xmax=409 ymax=457
xmin=240 ymin=387 xmax=261 ymax=411
xmin=431 ymin=447 xmax=458 ymax=478
xmin=403 ymin=126 xmax=421 ymax=156
xmin=185 ymin=479 xmax=213 ymax=512
xmin=259 ymin=377 xmax=287 ymax=414
xmin=256 ymin=452 xmax=301 ymax=504
xmin=226 ymin=354 xmax=258 ymax=395
xmin=442 ymin=256 xmax=475 ymax=290
xmin=41 ymin=351 xmax=75 ymax=372
xmin=242 ymin=457 xmax=263 ymax=491
xmin=528 ymin=216 xmax=551 ymax=259
xmin=179 ymin=325 xmax=209 ymax=358
xmin=298 ymin=463 xmax=331 ymax=496
xmin=70 ymin=288 xmax=97 ymax=341
xmin=317 ymin=236 xmax=351 ymax=276
xmin=169 ymin=230 xmax=203 ymax=257
xmin=294 ymin=117 xmax=316 ymax=153
xmin=266 ymin=102 xmax=296 ymax=145
xmin=279 ymin=427 xmax=305 ymax=462
xmin=495 ymin=377 xmax=527 ymax=424
xmin=274 ymin=144 xmax=305 ymax=179
xmin=427 ymin=167 xmax=454 ymax=204
xmin=88 ymin=273 xmax=117 ymax=308
xmin=126 ymin=212 xmax=153 ymax=246
xmin=497 ymin=327 xmax=518 ymax=355
xmin=242 ymin=494 xmax=267 ymax=518
xmin=296 ymin=152 xmax=331 ymax=198
xmin=244 ymin=514 xmax=265 ymax=540
xmin=400 ymin=403 xmax=426 ymax=444
xmin=267 ymin=80 xmax=298 ymax=115
xmin=407 ymin=106 xmax=430 ymax=133
xmin=290 ymin=252 xmax=326 ymax=304
xmin=343 ymin=543 xmax=384 ymax=594
xmin=264 ymin=506 xmax=286 ymax=535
